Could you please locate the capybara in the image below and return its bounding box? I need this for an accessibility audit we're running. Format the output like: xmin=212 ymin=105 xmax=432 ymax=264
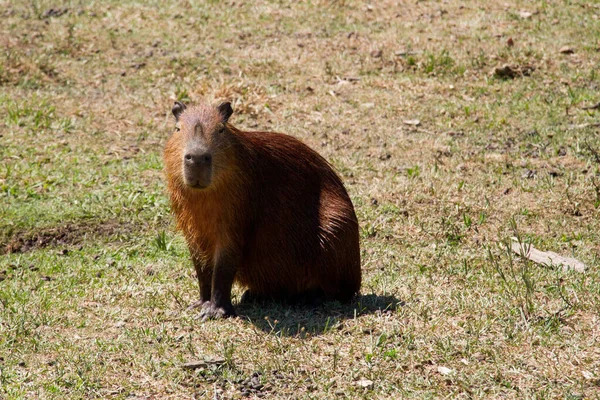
xmin=164 ymin=100 xmax=361 ymax=320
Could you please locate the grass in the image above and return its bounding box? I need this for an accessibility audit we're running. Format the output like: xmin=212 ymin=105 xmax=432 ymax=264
xmin=1 ymin=0 xmax=600 ymax=398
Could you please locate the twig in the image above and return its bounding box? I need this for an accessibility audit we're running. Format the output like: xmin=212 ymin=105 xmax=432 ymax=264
xmin=571 ymin=122 xmax=600 ymax=129
xmin=167 ymin=288 xmax=185 ymax=308
xmin=581 ymin=102 xmax=600 ymax=110
xmin=510 ymin=239 xmax=586 ymax=273
xmin=584 ymin=139 xmax=600 ymax=164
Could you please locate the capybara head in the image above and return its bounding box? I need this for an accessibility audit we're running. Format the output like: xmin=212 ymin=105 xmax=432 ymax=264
xmin=167 ymin=101 xmax=234 ymax=190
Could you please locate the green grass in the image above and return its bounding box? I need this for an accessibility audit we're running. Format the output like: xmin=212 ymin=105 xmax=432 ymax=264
xmin=1 ymin=0 xmax=600 ymax=398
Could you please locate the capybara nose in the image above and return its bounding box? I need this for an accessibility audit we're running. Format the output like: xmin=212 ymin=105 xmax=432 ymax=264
xmin=184 ymin=152 xmax=212 ymax=166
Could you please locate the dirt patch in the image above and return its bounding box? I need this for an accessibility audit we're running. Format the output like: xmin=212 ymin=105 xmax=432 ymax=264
xmin=2 ymin=220 xmax=144 ymax=254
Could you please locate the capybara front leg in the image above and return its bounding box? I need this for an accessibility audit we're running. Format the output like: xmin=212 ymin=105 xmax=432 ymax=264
xmin=188 ymin=256 xmax=212 ymax=310
xmin=199 ymin=249 xmax=238 ymax=321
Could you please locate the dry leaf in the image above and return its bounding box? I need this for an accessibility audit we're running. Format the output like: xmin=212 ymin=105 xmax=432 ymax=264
xmin=519 ymin=11 xmax=533 ymax=19
xmin=437 ymin=366 xmax=453 ymax=375
xmin=356 ymin=378 xmax=374 ymax=388
xmin=492 ymin=64 xmax=535 ymax=79
xmin=559 ymin=46 xmax=574 ymax=54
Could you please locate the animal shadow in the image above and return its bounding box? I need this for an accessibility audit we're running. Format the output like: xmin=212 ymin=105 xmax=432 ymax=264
xmin=237 ymin=293 xmax=403 ymax=337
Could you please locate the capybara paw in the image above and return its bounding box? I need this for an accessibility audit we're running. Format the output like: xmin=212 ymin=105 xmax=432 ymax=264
xmin=187 ymin=299 xmax=210 ymax=310
xmin=199 ymin=302 xmax=236 ymax=321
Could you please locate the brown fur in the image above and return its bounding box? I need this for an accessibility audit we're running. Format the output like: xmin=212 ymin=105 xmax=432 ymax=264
xmin=164 ymin=100 xmax=361 ymax=318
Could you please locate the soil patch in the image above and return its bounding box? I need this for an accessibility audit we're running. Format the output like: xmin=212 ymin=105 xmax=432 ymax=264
xmin=1 ymin=220 xmax=144 ymax=254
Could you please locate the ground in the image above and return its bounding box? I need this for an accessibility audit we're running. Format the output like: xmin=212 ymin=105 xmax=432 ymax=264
xmin=1 ymin=0 xmax=600 ymax=398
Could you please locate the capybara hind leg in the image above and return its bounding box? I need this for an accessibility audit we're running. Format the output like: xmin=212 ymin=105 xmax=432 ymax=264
xmin=332 ymin=282 xmax=359 ymax=303
xmin=240 ymin=289 xmax=263 ymax=304
xmin=292 ymin=288 xmax=326 ymax=307
xmin=321 ymin=270 xmax=361 ymax=303
xmin=240 ymin=289 xmax=286 ymax=304
xmin=241 ymin=288 xmax=325 ymax=307
xmin=320 ymin=230 xmax=361 ymax=303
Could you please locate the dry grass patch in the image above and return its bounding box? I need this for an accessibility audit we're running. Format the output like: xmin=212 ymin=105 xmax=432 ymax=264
xmin=2 ymin=0 xmax=600 ymax=398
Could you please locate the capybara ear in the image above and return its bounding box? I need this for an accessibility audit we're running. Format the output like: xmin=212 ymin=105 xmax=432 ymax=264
xmin=172 ymin=101 xmax=187 ymax=121
xmin=217 ymin=102 xmax=233 ymax=123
